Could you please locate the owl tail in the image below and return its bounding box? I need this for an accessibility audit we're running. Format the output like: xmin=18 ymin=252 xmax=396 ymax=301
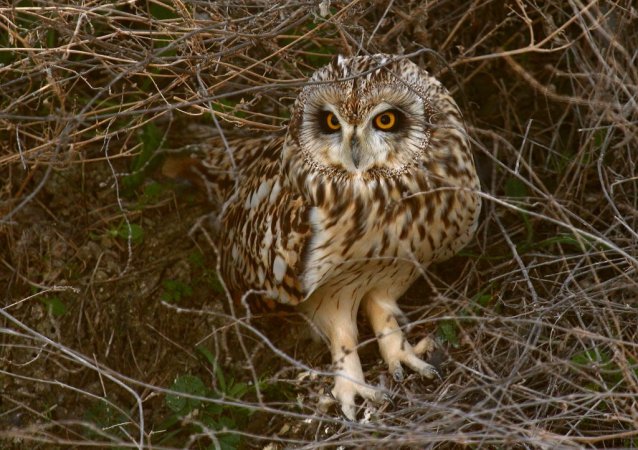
xmin=161 ymin=153 xmax=207 ymax=187
xmin=162 ymin=151 xmax=236 ymax=210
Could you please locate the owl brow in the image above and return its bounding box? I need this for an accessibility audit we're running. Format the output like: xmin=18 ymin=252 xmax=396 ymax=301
xmin=387 ymin=105 xmax=413 ymax=117
xmin=305 ymin=48 xmax=437 ymax=87
xmin=303 ymin=55 xmax=420 ymax=88
xmin=313 ymin=108 xmax=336 ymax=120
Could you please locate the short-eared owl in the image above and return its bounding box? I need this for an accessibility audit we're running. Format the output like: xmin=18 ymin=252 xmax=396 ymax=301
xmin=170 ymin=54 xmax=480 ymax=419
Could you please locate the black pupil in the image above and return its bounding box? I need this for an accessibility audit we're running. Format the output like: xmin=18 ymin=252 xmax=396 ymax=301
xmin=380 ymin=114 xmax=391 ymax=125
xmin=329 ymin=115 xmax=338 ymax=126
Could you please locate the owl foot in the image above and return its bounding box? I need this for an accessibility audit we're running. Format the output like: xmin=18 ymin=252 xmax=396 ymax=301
xmin=331 ymin=374 xmax=385 ymax=421
xmin=302 ymin=293 xmax=388 ymax=421
xmin=330 ymin=338 xmax=386 ymax=420
xmin=364 ymin=296 xmax=439 ymax=382
xmin=383 ymin=336 xmax=438 ymax=382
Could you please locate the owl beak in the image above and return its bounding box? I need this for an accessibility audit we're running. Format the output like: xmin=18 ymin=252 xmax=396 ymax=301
xmin=350 ymin=134 xmax=362 ymax=169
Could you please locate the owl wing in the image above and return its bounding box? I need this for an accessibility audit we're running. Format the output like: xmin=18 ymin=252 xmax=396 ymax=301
xmin=217 ymin=136 xmax=312 ymax=307
xmin=162 ymin=132 xmax=312 ymax=306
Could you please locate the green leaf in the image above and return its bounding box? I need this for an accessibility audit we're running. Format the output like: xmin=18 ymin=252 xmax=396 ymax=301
xmin=137 ymin=123 xmax=161 ymax=169
xmin=46 ymin=28 xmax=57 ymax=48
xmin=188 ymin=251 xmax=205 ymax=268
xmin=473 ymin=293 xmax=492 ymax=308
xmin=143 ymin=182 xmax=163 ymax=198
xmin=213 ymin=416 xmax=241 ymax=450
xmin=196 ymin=345 xmax=217 ymax=367
xmin=504 ymin=177 xmax=528 ymax=198
xmin=228 ymin=382 xmax=248 ymax=399
xmin=215 ymin=362 xmax=227 ymax=392
xmin=530 ymin=234 xmax=592 ymax=252
xmin=111 ymin=222 xmax=144 ymax=244
xmin=570 ymin=348 xmax=624 ymax=385
xmin=149 ymin=1 xmax=179 ymax=20
xmin=592 ymin=129 xmax=607 ymax=150
xmin=505 ymin=177 xmax=534 ymax=243
xmin=207 ymin=272 xmax=226 ymax=294
xmin=161 ymin=279 xmax=193 ymax=303
xmin=122 ymin=123 xmax=163 ymax=194
xmin=203 ymin=402 xmax=223 ymax=416
xmin=437 ymin=320 xmax=460 ymax=348
xmin=39 ymin=296 xmax=67 ymax=317
xmin=166 ymin=375 xmax=208 ymax=415
xmin=570 ymin=348 xmax=610 ymax=366
xmin=215 ymin=431 xmax=241 ymax=450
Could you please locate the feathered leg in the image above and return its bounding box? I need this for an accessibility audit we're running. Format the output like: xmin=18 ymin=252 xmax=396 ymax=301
xmin=301 ymin=292 xmax=383 ymax=420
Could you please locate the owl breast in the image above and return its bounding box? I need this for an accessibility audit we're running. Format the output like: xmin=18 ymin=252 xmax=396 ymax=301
xmin=300 ymin=169 xmax=480 ymax=299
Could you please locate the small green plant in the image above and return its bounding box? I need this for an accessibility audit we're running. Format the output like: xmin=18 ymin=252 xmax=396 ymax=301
xmin=109 ymin=221 xmax=144 ymax=245
xmin=39 ymin=296 xmax=68 ymax=317
xmin=157 ymin=346 xmax=253 ymax=449
xmin=188 ymin=251 xmax=206 ymax=269
xmin=504 ymin=176 xmax=534 ymax=244
xmin=83 ymin=398 xmax=131 ymax=449
xmin=437 ymin=287 xmax=497 ymax=348
xmin=567 ymin=347 xmax=638 ymax=426
xmin=148 ymin=1 xmax=179 ymax=21
xmin=188 ymin=251 xmax=226 ymax=294
xmin=523 ymin=233 xmax=599 ymax=253
xmin=437 ymin=319 xmax=461 ymax=348
xmin=133 ymin=181 xmax=167 ymax=209
xmin=121 ymin=123 xmax=164 ymax=196
xmin=161 ymin=279 xmax=193 ymax=303
xmin=570 ymin=347 xmax=638 ymax=389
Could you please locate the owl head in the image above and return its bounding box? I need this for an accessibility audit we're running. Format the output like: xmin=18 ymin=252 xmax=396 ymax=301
xmin=285 ymin=54 xmax=461 ymax=179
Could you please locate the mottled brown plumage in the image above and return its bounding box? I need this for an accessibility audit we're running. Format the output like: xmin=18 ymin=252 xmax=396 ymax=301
xmin=174 ymin=54 xmax=481 ymax=419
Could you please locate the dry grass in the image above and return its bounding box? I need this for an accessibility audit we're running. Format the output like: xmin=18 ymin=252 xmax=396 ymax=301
xmin=1 ymin=1 xmax=637 ymax=448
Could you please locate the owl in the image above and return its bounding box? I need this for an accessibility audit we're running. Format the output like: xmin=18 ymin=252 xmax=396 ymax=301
xmin=169 ymin=54 xmax=481 ymax=420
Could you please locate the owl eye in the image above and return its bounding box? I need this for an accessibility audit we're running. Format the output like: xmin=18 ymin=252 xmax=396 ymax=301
xmin=373 ymin=110 xmax=398 ymax=131
xmin=323 ymin=111 xmax=341 ymax=132
xmin=320 ymin=111 xmax=341 ymax=133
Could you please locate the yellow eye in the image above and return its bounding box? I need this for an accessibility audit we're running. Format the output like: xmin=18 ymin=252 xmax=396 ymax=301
xmin=325 ymin=112 xmax=341 ymax=131
xmin=374 ymin=111 xmax=397 ymax=130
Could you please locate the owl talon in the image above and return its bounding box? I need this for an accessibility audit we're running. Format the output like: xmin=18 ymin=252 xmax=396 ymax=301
xmin=406 ymin=357 xmax=438 ymax=379
xmin=413 ymin=336 xmax=436 ymax=357
xmin=392 ymin=365 xmax=404 ymax=382
xmin=331 ymin=376 xmax=384 ymax=421
xmin=399 ymin=347 xmax=437 ymax=379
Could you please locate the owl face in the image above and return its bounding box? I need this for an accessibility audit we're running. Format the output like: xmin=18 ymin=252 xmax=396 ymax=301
xmin=290 ymin=55 xmax=437 ymax=176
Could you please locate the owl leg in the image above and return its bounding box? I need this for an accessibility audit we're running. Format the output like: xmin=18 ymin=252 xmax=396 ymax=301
xmin=329 ymin=324 xmax=385 ymax=420
xmin=303 ymin=295 xmax=384 ymax=420
xmin=363 ymin=295 xmax=437 ymax=382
